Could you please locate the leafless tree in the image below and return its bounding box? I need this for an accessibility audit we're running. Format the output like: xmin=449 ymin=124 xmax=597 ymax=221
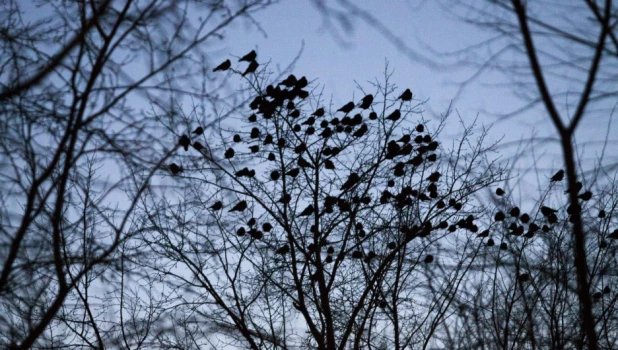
xmin=0 ymin=0 xmax=275 ymax=348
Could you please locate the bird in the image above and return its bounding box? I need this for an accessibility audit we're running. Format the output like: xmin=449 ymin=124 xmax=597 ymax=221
xmin=298 ymin=205 xmax=314 ymax=217
xmin=298 ymin=156 xmax=313 ymax=169
xmin=426 ymin=172 xmax=441 ymax=182
xmin=224 ymin=148 xmax=235 ymax=159
xmin=270 ymin=170 xmax=280 ymax=181
xmin=229 ymin=200 xmax=248 ymax=212
xmin=324 ymin=159 xmax=335 ymax=170
xmin=296 ymin=76 xmax=308 ymax=89
xmin=540 ymin=206 xmax=558 ymax=217
xmin=249 ymin=145 xmax=259 ymax=153
xmin=520 ymin=213 xmax=530 ymax=223
xmin=564 ymin=181 xmax=583 ymax=194
xmin=248 ymin=114 xmax=257 ymax=122
xmin=578 ymin=191 xmax=592 ymax=201
xmin=424 ymin=255 xmax=434 ymax=263
xmin=510 ymin=207 xmax=520 ymax=217
xmin=337 ymin=101 xmax=355 ymax=114
xmin=263 ymin=134 xmax=273 ymax=145
xmin=341 ymin=172 xmax=360 ymax=191
xmin=179 ymin=135 xmax=191 ymax=151
xmin=486 ymin=238 xmax=495 ymax=247
xmin=268 ymin=153 xmax=276 ymax=161
xmin=279 ymin=74 xmax=297 ymax=87
xmin=233 ymin=134 xmax=242 ymax=142
xmin=276 ymin=244 xmax=290 ymax=255
xmin=294 ymin=143 xmax=307 ymax=154
xmin=352 ymin=124 xmax=368 ymax=138
xmin=169 ymin=163 xmax=183 ymax=175
xmin=210 ymin=201 xmax=223 ymax=210
xmin=286 ymin=168 xmax=300 ymax=178
xmin=239 ymin=50 xmax=256 ymax=62
xmin=277 ymin=193 xmax=291 ymax=204
xmin=212 ymin=59 xmax=231 ymax=72
xmin=518 ymin=273 xmax=530 ymax=283
xmin=236 ymin=227 xmax=246 ymax=236
xmin=599 ymin=210 xmax=606 ymax=218
xmin=193 ymin=141 xmax=204 ymax=151
xmin=397 ymin=134 xmax=411 ymax=143
xmin=358 ymin=94 xmax=374 ymax=109
xmin=369 ymin=111 xmax=378 ymax=120
xmin=242 ymin=60 xmax=259 ymax=77
xmin=192 ymin=126 xmax=204 ymax=135
xmin=250 ymin=127 xmax=260 ymax=138
xmin=312 ymin=108 xmax=325 ymax=117
xmin=495 ymin=211 xmax=505 ymax=222
xmin=247 ymin=217 xmax=256 ymax=226
xmin=386 ymin=109 xmax=401 ymax=121
xmin=550 ymin=170 xmax=564 ymax=182
xmin=262 ymin=222 xmax=273 ymax=232
xmin=415 ymin=124 xmax=424 ymax=133
xmin=235 ymin=168 xmax=252 ymax=177
xmin=496 ymin=188 xmax=505 ymax=196
xmin=398 ymin=89 xmax=412 ymax=101
xmin=302 ymin=117 xmax=315 ymax=126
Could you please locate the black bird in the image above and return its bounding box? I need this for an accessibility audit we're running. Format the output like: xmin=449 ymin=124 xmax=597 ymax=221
xmin=179 ymin=134 xmax=191 ymax=151
xmin=286 ymin=168 xmax=300 ymax=178
xmin=369 ymin=111 xmax=378 ymax=120
xmin=233 ymin=134 xmax=242 ymax=142
xmin=294 ymin=143 xmax=307 ymax=154
xmin=296 ymin=76 xmax=308 ymax=89
xmin=520 ymin=213 xmax=530 ymax=224
xmin=193 ymin=141 xmax=204 ymax=151
xmin=239 ymin=50 xmax=257 ymax=62
xmin=564 ymin=181 xmax=583 ymax=194
xmin=415 ymin=124 xmax=424 ymax=133
xmin=510 ymin=207 xmax=520 ymax=217
xmin=426 ymin=172 xmax=441 ymax=182
xmin=426 ymin=154 xmax=437 ymax=162
xmin=169 ymin=163 xmax=183 ymax=175
xmin=540 ymin=206 xmax=558 ymax=217
xmin=262 ymin=222 xmax=273 ymax=232
xmin=306 ymin=126 xmax=315 ymax=135
xmin=247 ymin=217 xmax=256 ymax=226
xmin=424 ymin=255 xmax=434 ymax=263
xmin=487 ymin=238 xmax=495 ymax=247
xmin=399 ymin=89 xmax=413 ymax=101
xmin=249 ymin=145 xmax=259 ymax=153
xmin=358 ymin=94 xmax=374 ymax=109
xmin=250 ymin=127 xmax=260 ymax=138
xmin=337 ymin=101 xmax=355 ymax=114
xmin=248 ymin=114 xmax=257 ymax=122
xmin=236 ymin=227 xmax=246 ymax=236
xmin=495 ymin=211 xmax=505 ymax=222
xmin=270 ymin=170 xmax=280 ymax=181
xmin=279 ymin=74 xmax=297 ymax=87
xmin=386 ymin=109 xmax=401 ymax=121
xmin=324 ymin=159 xmax=335 ymax=170
xmin=298 ymin=156 xmax=313 ymax=168
xmin=599 ymin=210 xmax=606 ymax=218
xmin=518 ymin=273 xmax=530 ymax=283
xmin=225 ymin=148 xmax=235 ymax=159
xmin=302 ymin=117 xmax=315 ymax=126
xmin=263 ymin=134 xmax=273 ymax=145
xmin=353 ymin=124 xmax=368 ymax=138
xmin=427 ymin=141 xmax=439 ymax=151
xmin=397 ymin=134 xmax=411 ymax=143
xmin=298 ymin=205 xmax=314 ymax=217
xmin=414 ymin=135 xmax=423 ymax=144
xmin=210 ymin=201 xmax=223 ymax=211
xmin=242 ymin=60 xmax=259 ymax=77
xmin=312 ymin=108 xmax=325 ymax=117
xmin=268 ymin=152 xmax=276 ymax=161
xmin=320 ymin=127 xmax=332 ymax=138
xmin=235 ymin=167 xmax=252 ymax=177
xmin=341 ymin=172 xmax=360 ymax=191
xmin=249 ymin=96 xmax=262 ymax=110
xmin=229 ymin=200 xmax=248 ymax=212
xmin=423 ymin=135 xmax=432 ymax=143
xmin=550 ymin=170 xmax=564 ymax=182
xmin=478 ymin=229 xmax=490 ymax=238
xmin=193 ymin=126 xmax=204 ymax=135
xmin=276 ymin=244 xmax=290 ymax=255
xmin=578 ymin=191 xmax=592 ymax=201
xmin=212 ymin=59 xmax=231 ymax=72
xmin=278 ymin=193 xmax=291 ymax=204
xmin=496 ymin=188 xmax=505 ymax=196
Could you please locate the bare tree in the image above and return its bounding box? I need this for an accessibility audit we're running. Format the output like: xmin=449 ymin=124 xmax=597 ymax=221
xmin=0 ymin=1 xmax=275 ymax=348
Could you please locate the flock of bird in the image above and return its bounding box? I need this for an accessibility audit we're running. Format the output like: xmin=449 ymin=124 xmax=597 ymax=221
xmin=167 ymin=51 xmax=610 ymax=282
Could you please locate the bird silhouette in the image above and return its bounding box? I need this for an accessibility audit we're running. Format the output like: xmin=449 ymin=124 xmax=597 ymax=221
xmin=248 ymin=114 xmax=257 ymax=122
xmin=276 ymin=244 xmax=290 ymax=255
xmin=399 ymin=89 xmax=413 ymax=101
xmin=278 ymin=193 xmax=291 ymax=204
xmin=193 ymin=126 xmax=204 ymax=135
xmin=225 ymin=148 xmax=235 ymax=159
xmin=270 ymin=171 xmax=280 ymax=181
xmin=239 ymin=50 xmax=257 ymax=62
xmin=386 ymin=109 xmax=401 ymax=121
xmin=495 ymin=211 xmax=505 ymax=222
xmin=268 ymin=153 xmax=276 ymax=161
xmin=249 ymin=229 xmax=263 ymax=239
xmin=235 ymin=168 xmax=251 ymax=177
xmin=426 ymin=172 xmax=441 ymax=182
xmin=249 ymin=96 xmax=262 ymax=110
xmin=337 ymin=101 xmax=355 ymax=114
xmin=478 ymin=229 xmax=489 ymax=238
xmin=212 ymin=59 xmax=231 ymax=72
xmin=397 ymin=134 xmax=411 ymax=143
xmin=341 ymin=172 xmax=360 ymax=191
xmin=427 ymin=141 xmax=439 ymax=151
xmin=179 ymin=135 xmax=191 ymax=151
xmin=169 ymin=163 xmax=183 ymax=175
xmin=296 ymin=76 xmax=308 ymax=89
xmin=397 ymin=143 xmax=413 ymax=156
xmin=369 ymin=111 xmax=378 ymax=120
xmin=250 ymin=127 xmax=260 ymax=138
xmin=298 ymin=156 xmax=313 ymax=168
xmin=599 ymin=210 xmax=606 ymax=218
xmin=518 ymin=273 xmax=530 ymax=283
xmin=236 ymin=227 xmax=246 ymax=236
xmin=578 ymin=191 xmax=592 ymax=201
xmin=541 ymin=206 xmax=558 ymax=217
xmin=286 ymin=168 xmax=300 ymax=178
xmin=415 ymin=124 xmax=424 ymax=133
xmin=414 ymin=135 xmax=423 ymax=144
xmin=424 ymin=255 xmax=434 ymax=263
xmin=423 ymin=135 xmax=432 ymax=143
xmin=298 ymin=205 xmax=314 ymax=217
xmin=302 ymin=117 xmax=315 ymax=126
xmin=487 ymin=238 xmax=495 ymax=247
xmin=247 ymin=217 xmax=256 ymax=226
xmin=193 ymin=141 xmax=204 ymax=151
xmin=320 ymin=127 xmax=332 ymax=138
xmin=242 ymin=60 xmax=259 ymax=77
xmin=312 ymin=108 xmax=325 ymax=117
xmin=358 ymin=94 xmax=374 ymax=109
xmin=324 ymin=159 xmax=335 ymax=170
xmin=550 ymin=170 xmax=564 ymax=182
xmin=263 ymin=134 xmax=273 ymax=145
xmin=249 ymin=145 xmax=259 ymax=153
xmin=495 ymin=188 xmax=505 ymax=196
xmin=426 ymin=153 xmax=437 ymax=162
xmin=520 ymin=213 xmax=530 ymax=223
xmin=352 ymin=124 xmax=368 ymax=138
xmin=294 ymin=143 xmax=307 ymax=154
xmin=510 ymin=207 xmax=520 ymax=217
xmin=233 ymin=134 xmax=242 ymax=142
xmin=279 ymin=74 xmax=297 ymax=87
xmin=564 ymin=181 xmax=583 ymax=194
xmin=229 ymin=200 xmax=248 ymax=212
xmin=210 ymin=201 xmax=223 ymax=210
xmin=290 ymin=110 xmax=300 ymax=118
xmin=262 ymin=222 xmax=273 ymax=232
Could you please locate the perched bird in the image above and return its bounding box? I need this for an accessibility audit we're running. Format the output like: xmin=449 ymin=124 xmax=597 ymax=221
xmin=179 ymin=135 xmax=191 ymax=151
xmin=540 ymin=206 xmax=558 ymax=217
xmin=225 ymin=148 xmax=235 ymax=159
xmin=296 ymin=76 xmax=308 ymax=89
xmin=302 ymin=117 xmax=315 ymax=126
xmin=212 ymin=59 xmax=231 ymax=72
xmin=341 ymin=172 xmax=360 ymax=191
xmin=496 ymin=188 xmax=505 ymax=196
xmin=510 ymin=207 xmax=521 ymax=217
xmin=578 ymin=191 xmax=592 ymax=201
xmin=298 ymin=205 xmax=315 ymax=217
xmin=239 ymin=50 xmax=257 ymax=62
xmin=358 ymin=94 xmax=374 ymax=109
xmin=337 ymin=101 xmax=355 ymax=114
xmin=478 ymin=229 xmax=489 ymax=238
xmin=415 ymin=124 xmax=424 ymax=133
xmin=397 ymin=134 xmax=411 ymax=143
xmin=518 ymin=273 xmax=530 ymax=283
xmin=352 ymin=124 xmax=368 ymax=138
xmin=520 ymin=213 xmax=530 ymax=224
xmin=210 ymin=201 xmax=223 ymax=211
xmin=249 ymin=145 xmax=259 ymax=153
xmin=276 ymin=244 xmax=290 ymax=255
xmin=263 ymin=134 xmax=273 ymax=145
xmin=369 ymin=111 xmax=378 ymax=120
xmin=294 ymin=143 xmax=307 ymax=154
xmin=268 ymin=153 xmax=276 ymax=161
xmin=426 ymin=172 xmax=441 ymax=183
xmin=233 ymin=134 xmax=242 ymax=142
xmin=229 ymin=200 xmax=248 ymax=212
xmin=169 ymin=163 xmax=183 ymax=175
xmin=286 ymin=168 xmax=300 ymax=178
xmin=193 ymin=141 xmax=204 ymax=151
xmin=500 ymin=242 xmax=508 ymax=250
xmin=250 ymin=127 xmax=260 ymax=138
xmin=424 ymin=255 xmax=434 ymax=263
xmin=324 ymin=159 xmax=335 ymax=170
xmin=312 ymin=108 xmax=325 ymax=117
xmin=398 ymin=89 xmax=413 ymax=101
xmin=564 ymin=181 xmax=583 ymax=194
xmin=279 ymin=74 xmax=297 ymax=87
xmin=262 ymin=222 xmax=273 ymax=232
xmin=599 ymin=210 xmax=606 ymax=218
xmin=247 ymin=217 xmax=256 ymax=226
xmin=550 ymin=170 xmax=564 ymax=182
xmin=242 ymin=60 xmax=259 ymax=77
xmin=495 ymin=211 xmax=505 ymax=222
xmin=487 ymin=238 xmax=495 ymax=247
xmin=236 ymin=227 xmax=246 ymax=236
xmin=278 ymin=193 xmax=291 ymax=204
xmin=193 ymin=126 xmax=204 ymax=135
xmin=298 ymin=156 xmax=314 ymax=169
xmin=386 ymin=109 xmax=401 ymax=121
xmin=248 ymin=114 xmax=257 ymax=122
xmin=270 ymin=170 xmax=280 ymax=181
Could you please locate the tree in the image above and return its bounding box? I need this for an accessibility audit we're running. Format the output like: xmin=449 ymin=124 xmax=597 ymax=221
xmin=141 ymin=59 xmax=508 ymax=348
xmin=0 ymin=1 xmax=275 ymax=348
